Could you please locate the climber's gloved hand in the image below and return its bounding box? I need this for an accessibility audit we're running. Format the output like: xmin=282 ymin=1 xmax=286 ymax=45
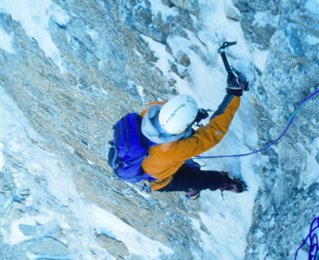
xmin=226 ymin=69 xmax=249 ymax=96
xmin=194 ymin=108 xmax=209 ymax=123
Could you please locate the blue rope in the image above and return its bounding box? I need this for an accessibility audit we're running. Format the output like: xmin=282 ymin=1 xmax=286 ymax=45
xmin=195 ymin=87 xmax=319 ymax=160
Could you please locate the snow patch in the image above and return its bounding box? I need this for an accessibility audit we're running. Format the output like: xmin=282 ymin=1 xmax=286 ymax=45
xmin=301 ymin=138 xmax=319 ymax=188
xmin=2 ymin=213 xmax=53 ymax=245
xmin=136 ymin=85 xmax=145 ymax=104
xmin=252 ymin=48 xmax=269 ymax=72
xmin=0 ymin=27 xmax=15 ymax=53
xmin=223 ymin=0 xmax=241 ymax=20
xmin=306 ymin=34 xmax=319 ymax=45
xmin=253 ymin=11 xmax=279 ymax=28
xmin=5 ymin=220 xmax=32 ymax=245
xmin=305 ymin=0 xmax=319 ymax=14
xmin=128 ymin=80 xmax=145 ymax=104
xmin=2 ymin=0 xmax=69 ymax=71
xmin=85 ymin=26 xmax=99 ymax=42
xmin=142 ymin=35 xmax=173 ymax=75
xmin=83 ymin=204 xmax=173 ymax=258
xmin=150 ymin=1 xmax=178 ymax=21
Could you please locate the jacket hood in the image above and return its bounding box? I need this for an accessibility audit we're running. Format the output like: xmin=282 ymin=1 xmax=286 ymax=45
xmin=141 ymin=104 xmax=192 ymax=144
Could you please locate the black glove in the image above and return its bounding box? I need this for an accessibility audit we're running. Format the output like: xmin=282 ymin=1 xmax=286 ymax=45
xmin=194 ymin=109 xmax=209 ymax=123
xmin=226 ymin=69 xmax=249 ymax=96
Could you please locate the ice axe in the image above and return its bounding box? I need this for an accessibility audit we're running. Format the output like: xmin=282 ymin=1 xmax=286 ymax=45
xmin=218 ymin=41 xmax=237 ymax=73
xmin=218 ymin=41 xmax=249 ymax=91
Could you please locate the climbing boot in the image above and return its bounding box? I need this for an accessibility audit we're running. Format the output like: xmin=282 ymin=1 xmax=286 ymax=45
xmin=220 ymin=172 xmax=247 ymax=193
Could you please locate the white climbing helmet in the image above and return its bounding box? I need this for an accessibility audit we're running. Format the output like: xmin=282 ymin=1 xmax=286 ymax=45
xmin=158 ymin=94 xmax=198 ymax=134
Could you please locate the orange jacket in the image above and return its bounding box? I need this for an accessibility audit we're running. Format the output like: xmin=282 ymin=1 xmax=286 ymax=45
xmin=141 ymin=95 xmax=240 ymax=190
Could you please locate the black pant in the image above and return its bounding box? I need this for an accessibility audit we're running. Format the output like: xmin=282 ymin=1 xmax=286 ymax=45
xmin=158 ymin=164 xmax=226 ymax=192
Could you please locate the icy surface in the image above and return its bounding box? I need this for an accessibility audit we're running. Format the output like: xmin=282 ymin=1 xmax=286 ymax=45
xmin=0 ymin=27 xmax=15 ymax=54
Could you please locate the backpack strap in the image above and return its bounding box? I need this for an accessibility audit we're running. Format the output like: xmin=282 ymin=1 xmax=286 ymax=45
xmin=108 ymin=141 xmax=119 ymax=169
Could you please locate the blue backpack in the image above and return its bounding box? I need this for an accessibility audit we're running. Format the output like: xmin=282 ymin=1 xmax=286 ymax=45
xmin=108 ymin=113 xmax=157 ymax=184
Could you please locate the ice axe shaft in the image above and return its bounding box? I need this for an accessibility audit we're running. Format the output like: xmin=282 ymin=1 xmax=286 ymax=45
xmin=220 ymin=52 xmax=232 ymax=73
xmin=218 ymin=41 xmax=237 ymax=74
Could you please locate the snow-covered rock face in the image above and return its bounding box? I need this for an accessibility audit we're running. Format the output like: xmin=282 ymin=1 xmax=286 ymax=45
xmin=245 ymin=0 xmax=319 ymax=258
xmin=232 ymin=0 xmax=280 ymax=50
xmin=1 ymin=0 xmax=318 ymax=259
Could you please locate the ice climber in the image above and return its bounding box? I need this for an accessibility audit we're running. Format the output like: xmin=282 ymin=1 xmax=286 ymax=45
xmin=108 ymin=68 xmax=249 ymax=199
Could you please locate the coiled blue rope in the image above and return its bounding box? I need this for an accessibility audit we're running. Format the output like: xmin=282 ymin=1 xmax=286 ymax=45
xmin=195 ymin=87 xmax=319 ymax=159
